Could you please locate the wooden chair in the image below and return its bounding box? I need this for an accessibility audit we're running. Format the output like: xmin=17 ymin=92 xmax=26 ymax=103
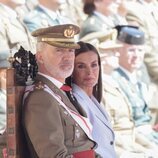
xmin=6 ymin=68 xmax=25 ymax=158
xmin=4 ymin=47 xmax=37 ymax=158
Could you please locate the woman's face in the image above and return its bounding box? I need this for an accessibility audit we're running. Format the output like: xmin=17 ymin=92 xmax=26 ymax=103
xmin=73 ymin=51 xmax=99 ymax=89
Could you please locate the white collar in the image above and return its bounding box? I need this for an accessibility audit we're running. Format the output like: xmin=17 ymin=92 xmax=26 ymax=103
xmin=120 ymin=67 xmax=137 ymax=84
xmin=38 ymin=72 xmax=63 ymax=88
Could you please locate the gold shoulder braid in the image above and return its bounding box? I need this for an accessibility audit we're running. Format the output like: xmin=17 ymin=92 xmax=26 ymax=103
xmin=34 ymin=81 xmax=44 ymax=90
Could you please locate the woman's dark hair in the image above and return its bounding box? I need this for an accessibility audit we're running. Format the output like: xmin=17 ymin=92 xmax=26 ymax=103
xmin=66 ymin=41 xmax=102 ymax=103
xmin=83 ymin=0 xmax=96 ymax=15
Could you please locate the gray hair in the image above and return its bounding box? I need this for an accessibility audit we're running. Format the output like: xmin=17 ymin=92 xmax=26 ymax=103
xmin=36 ymin=42 xmax=47 ymax=52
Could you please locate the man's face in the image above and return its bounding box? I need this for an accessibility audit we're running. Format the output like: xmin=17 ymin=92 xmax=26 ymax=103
xmin=36 ymin=44 xmax=75 ymax=83
xmin=119 ymin=43 xmax=145 ymax=72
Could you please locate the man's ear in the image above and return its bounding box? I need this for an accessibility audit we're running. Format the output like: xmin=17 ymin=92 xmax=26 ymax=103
xmin=36 ymin=52 xmax=43 ymax=64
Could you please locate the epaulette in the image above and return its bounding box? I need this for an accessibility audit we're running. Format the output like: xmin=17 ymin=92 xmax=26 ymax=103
xmin=34 ymin=81 xmax=45 ymax=90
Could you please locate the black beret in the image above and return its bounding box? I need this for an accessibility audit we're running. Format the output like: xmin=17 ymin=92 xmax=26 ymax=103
xmin=115 ymin=25 xmax=145 ymax=45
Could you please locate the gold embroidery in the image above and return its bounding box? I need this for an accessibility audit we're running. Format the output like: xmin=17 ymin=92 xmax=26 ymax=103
xmin=64 ymin=26 xmax=75 ymax=38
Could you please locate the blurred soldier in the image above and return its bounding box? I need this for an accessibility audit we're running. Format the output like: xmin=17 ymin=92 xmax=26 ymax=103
xmin=126 ymin=0 xmax=158 ymax=84
xmin=0 ymin=1 xmax=35 ymax=157
xmin=112 ymin=26 xmax=158 ymax=149
xmin=0 ymin=0 xmax=35 ymax=68
xmin=23 ymin=0 xmax=71 ymax=32
xmin=16 ymin=0 xmax=39 ymax=19
xmin=99 ymin=35 xmax=157 ymax=157
xmin=59 ymin=0 xmax=86 ymax=26
xmin=0 ymin=0 xmax=35 ymax=137
xmin=126 ymin=0 xmax=158 ymax=124
xmin=79 ymin=0 xmax=116 ymax=40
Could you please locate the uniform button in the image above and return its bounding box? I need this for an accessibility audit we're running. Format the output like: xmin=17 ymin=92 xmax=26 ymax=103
xmin=110 ymin=141 xmax=113 ymax=145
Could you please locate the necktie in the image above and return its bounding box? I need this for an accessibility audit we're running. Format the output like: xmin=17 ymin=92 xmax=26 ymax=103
xmin=60 ymin=84 xmax=83 ymax=116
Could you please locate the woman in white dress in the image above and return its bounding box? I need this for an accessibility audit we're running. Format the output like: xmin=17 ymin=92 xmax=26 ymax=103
xmin=66 ymin=41 xmax=116 ymax=158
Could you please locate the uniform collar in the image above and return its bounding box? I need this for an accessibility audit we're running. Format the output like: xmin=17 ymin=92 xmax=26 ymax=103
xmin=120 ymin=67 xmax=137 ymax=84
xmin=94 ymin=11 xmax=114 ymax=26
xmin=38 ymin=72 xmax=63 ymax=89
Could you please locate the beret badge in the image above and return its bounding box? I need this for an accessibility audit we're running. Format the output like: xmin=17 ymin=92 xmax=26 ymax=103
xmin=64 ymin=26 xmax=75 ymax=38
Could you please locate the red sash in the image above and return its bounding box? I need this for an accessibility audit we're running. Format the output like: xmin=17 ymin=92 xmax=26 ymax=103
xmin=73 ymin=149 xmax=95 ymax=158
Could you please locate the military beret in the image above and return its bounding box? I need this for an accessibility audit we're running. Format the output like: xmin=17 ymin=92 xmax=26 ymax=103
xmin=32 ymin=24 xmax=80 ymax=49
xmin=115 ymin=25 xmax=139 ymax=36
xmin=115 ymin=25 xmax=145 ymax=45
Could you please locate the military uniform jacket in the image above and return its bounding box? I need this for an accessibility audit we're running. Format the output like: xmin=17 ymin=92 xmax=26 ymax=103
xmin=23 ymin=5 xmax=70 ymax=32
xmin=22 ymin=74 xmax=97 ymax=158
xmin=126 ymin=0 xmax=158 ymax=83
xmin=102 ymin=76 xmax=134 ymax=131
xmin=102 ymin=76 xmax=140 ymax=154
xmin=79 ymin=12 xmax=115 ymax=39
xmin=0 ymin=4 xmax=35 ymax=67
xmin=72 ymin=84 xmax=116 ymax=158
xmin=112 ymin=68 xmax=151 ymax=127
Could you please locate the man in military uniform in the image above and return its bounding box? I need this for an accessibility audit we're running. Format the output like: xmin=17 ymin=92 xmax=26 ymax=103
xmin=22 ymin=24 xmax=101 ymax=158
xmin=16 ymin=0 xmax=39 ymax=19
xmin=79 ymin=0 xmax=116 ymax=40
xmin=23 ymin=0 xmax=71 ymax=32
xmin=126 ymin=0 xmax=158 ymax=84
xmin=112 ymin=26 xmax=158 ymax=150
xmin=98 ymin=32 xmax=157 ymax=157
xmin=126 ymin=0 xmax=158 ymax=125
xmin=0 ymin=1 xmax=35 ymax=157
xmin=0 ymin=0 xmax=35 ymax=67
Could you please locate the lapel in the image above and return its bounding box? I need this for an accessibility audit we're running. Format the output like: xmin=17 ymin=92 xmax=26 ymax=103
xmin=36 ymin=74 xmax=86 ymax=115
xmin=72 ymin=84 xmax=113 ymax=131
xmin=92 ymin=98 xmax=115 ymax=139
